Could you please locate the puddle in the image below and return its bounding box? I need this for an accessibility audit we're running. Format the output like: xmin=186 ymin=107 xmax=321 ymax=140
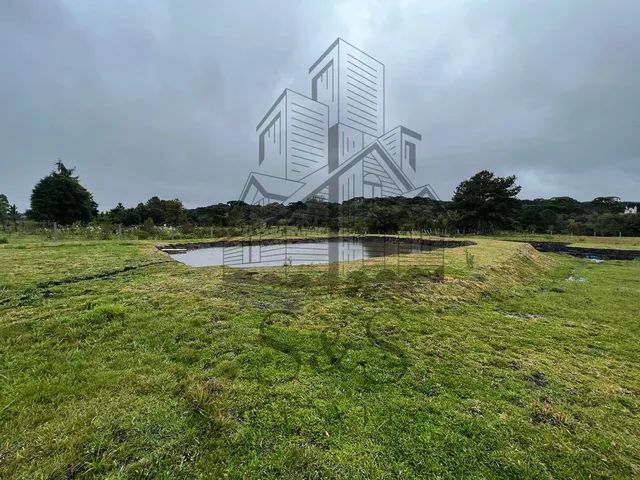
xmin=162 ymin=237 xmax=472 ymax=268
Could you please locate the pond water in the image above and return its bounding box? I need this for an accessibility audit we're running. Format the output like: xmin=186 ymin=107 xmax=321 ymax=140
xmin=529 ymin=242 xmax=640 ymax=261
xmin=168 ymin=238 xmax=439 ymax=268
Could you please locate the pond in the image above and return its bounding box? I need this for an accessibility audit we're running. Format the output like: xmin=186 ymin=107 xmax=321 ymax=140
xmin=165 ymin=237 xmax=467 ymax=268
xmin=528 ymin=242 xmax=640 ymax=261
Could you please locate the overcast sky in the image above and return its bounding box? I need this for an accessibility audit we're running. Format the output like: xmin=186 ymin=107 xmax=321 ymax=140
xmin=1 ymin=0 xmax=639 ymax=211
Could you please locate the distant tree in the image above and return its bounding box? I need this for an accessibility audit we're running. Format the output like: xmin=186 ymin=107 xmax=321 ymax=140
xmin=226 ymin=201 xmax=249 ymax=227
xmin=109 ymin=202 xmax=127 ymax=224
xmin=519 ymin=206 xmax=546 ymax=233
xmin=451 ymin=170 xmax=521 ymax=233
xmin=0 ymin=194 xmax=9 ymax=229
xmin=366 ymin=205 xmax=404 ymax=233
xmin=103 ymin=202 xmax=143 ymax=226
xmin=594 ymin=213 xmax=621 ymax=236
xmin=29 ymin=161 xmax=98 ymax=224
xmin=260 ymin=203 xmax=288 ymax=228
xmin=625 ymin=211 xmax=640 ymax=236
xmin=306 ymin=200 xmax=332 ymax=228
xmin=145 ymin=196 xmax=166 ymax=224
xmin=8 ymin=204 xmax=20 ymax=232
xmin=187 ymin=203 xmax=229 ymax=226
xmin=133 ymin=203 xmax=149 ymax=224
xmin=163 ymin=199 xmax=188 ymax=225
xmin=546 ymin=196 xmax=585 ymax=214
xmin=590 ymin=196 xmax=624 ymax=214
xmin=122 ymin=209 xmax=142 ymax=226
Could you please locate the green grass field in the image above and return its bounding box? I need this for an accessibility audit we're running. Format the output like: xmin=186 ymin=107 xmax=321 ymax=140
xmin=1 ymin=235 xmax=639 ymax=478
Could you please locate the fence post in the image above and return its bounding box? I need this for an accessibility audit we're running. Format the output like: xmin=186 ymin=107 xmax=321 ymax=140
xmin=397 ymin=233 xmax=400 ymax=274
xmin=383 ymin=236 xmax=387 ymax=269
xmin=442 ymin=231 xmax=446 ymax=279
xmin=53 ymin=222 xmax=58 ymax=241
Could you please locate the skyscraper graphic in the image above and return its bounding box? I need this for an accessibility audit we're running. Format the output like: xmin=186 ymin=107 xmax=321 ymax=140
xmin=240 ymin=38 xmax=437 ymax=204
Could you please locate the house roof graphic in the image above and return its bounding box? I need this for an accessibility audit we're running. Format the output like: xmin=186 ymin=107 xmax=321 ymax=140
xmin=240 ymin=38 xmax=437 ymax=205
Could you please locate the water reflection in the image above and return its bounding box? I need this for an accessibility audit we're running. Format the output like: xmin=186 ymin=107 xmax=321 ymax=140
xmin=170 ymin=238 xmax=433 ymax=268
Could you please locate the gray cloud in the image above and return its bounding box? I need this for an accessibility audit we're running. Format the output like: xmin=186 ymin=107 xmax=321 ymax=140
xmin=1 ymin=0 xmax=639 ymax=211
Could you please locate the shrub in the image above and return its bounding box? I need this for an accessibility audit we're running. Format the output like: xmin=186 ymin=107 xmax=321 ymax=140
xmin=0 ymin=237 xmax=7 ymax=244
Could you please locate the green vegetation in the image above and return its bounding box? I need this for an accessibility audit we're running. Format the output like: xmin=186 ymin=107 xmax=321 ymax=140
xmin=5 ymin=167 xmax=639 ymax=238
xmin=28 ymin=161 xmax=98 ymax=224
xmin=107 ymin=197 xmax=189 ymax=227
xmin=1 ymin=234 xmax=639 ymax=478
xmin=451 ymin=169 xmax=521 ymax=232
xmin=100 ymin=181 xmax=639 ymax=236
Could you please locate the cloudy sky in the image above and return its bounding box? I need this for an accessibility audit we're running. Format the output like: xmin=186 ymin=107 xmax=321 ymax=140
xmin=1 ymin=0 xmax=639 ymax=211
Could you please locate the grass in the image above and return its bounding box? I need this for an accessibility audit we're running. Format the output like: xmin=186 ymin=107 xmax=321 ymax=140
xmin=1 ymin=234 xmax=639 ymax=478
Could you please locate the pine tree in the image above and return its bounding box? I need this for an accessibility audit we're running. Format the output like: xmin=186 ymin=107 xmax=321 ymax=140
xmin=29 ymin=161 xmax=98 ymax=224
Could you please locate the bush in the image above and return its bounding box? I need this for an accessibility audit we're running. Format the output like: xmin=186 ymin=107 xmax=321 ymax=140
xmin=0 ymin=237 xmax=7 ymax=244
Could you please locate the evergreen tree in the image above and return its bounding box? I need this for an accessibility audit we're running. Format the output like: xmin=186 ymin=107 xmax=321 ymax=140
xmin=451 ymin=170 xmax=521 ymax=233
xmin=29 ymin=161 xmax=98 ymax=224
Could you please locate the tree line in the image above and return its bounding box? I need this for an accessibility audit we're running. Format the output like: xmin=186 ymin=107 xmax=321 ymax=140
xmin=2 ymin=162 xmax=639 ymax=236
